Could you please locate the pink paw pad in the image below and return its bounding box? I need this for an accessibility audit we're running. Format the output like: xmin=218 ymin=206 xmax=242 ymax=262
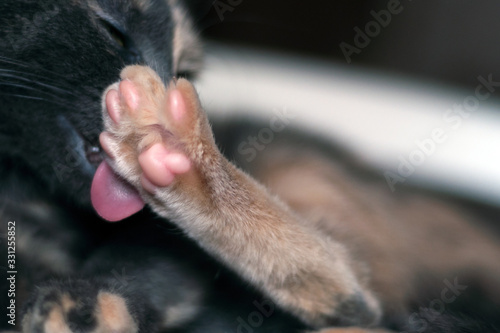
xmin=103 ymin=79 xmax=192 ymax=193
xmin=105 ymin=80 xmax=140 ymax=123
xmin=92 ymin=69 xmax=198 ymax=222
xmin=138 ymin=143 xmax=191 ymax=192
xmin=168 ymin=89 xmax=186 ymax=122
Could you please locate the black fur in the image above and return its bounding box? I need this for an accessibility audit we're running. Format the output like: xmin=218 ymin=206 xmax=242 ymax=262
xmin=0 ymin=0 xmax=179 ymax=209
xmin=0 ymin=1 xmax=303 ymax=332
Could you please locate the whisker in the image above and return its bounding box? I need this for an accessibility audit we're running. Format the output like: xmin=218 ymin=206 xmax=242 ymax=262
xmin=0 ymin=92 xmax=72 ymax=109
xmin=0 ymin=80 xmax=75 ymax=107
xmin=0 ymin=71 xmax=78 ymax=96
xmin=0 ymin=81 xmax=65 ymax=100
xmin=0 ymin=55 xmax=70 ymax=80
xmin=0 ymin=68 xmax=74 ymax=89
xmin=0 ymin=93 xmax=45 ymax=101
xmin=0 ymin=56 xmax=105 ymax=109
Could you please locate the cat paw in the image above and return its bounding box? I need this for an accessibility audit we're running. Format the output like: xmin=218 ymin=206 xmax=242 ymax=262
xmin=289 ymin=284 xmax=381 ymax=328
xmin=92 ymin=65 xmax=217 ymax=221
xmin=21 ymin=280 xmax=142 ymax=333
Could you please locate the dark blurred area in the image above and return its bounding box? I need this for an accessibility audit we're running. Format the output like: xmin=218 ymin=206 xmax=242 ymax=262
xmin=190 ymin=0 xmax=500 ymax=97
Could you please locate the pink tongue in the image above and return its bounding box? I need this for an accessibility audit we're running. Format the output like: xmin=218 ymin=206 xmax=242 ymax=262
xmin=91 ymin=161 xmax=145 ymax=222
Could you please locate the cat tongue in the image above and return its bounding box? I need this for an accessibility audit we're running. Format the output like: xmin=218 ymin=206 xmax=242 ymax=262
xmin=91 ymin=161 xmax=145 ymax=222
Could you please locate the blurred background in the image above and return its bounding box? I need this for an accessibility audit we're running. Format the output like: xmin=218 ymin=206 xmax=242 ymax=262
xmin=187 ymin=0 xmax=500 ymax=206
xmin=197 ymin=0 xmax=500 ymax=92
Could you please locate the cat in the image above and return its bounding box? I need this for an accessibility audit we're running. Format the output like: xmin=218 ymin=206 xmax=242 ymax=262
xmin=1 ymin=0 xmax=500 ymax=332
xmin=0 ymin=1 xmax=302 ymax=332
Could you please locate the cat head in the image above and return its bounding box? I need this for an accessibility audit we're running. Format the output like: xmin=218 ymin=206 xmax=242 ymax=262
xmin=0 ymin=0 xmax=206 ymax=210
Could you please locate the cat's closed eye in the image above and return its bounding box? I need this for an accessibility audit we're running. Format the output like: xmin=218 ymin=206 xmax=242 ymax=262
xmin=98 ymin=18 xmax=142 ymax=65
xmin=100 ymin=19 xmax=127 ymax=48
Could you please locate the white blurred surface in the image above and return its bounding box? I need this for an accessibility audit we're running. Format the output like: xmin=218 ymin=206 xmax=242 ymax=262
xmin=195 ymin=43 xmax=500 ymax=206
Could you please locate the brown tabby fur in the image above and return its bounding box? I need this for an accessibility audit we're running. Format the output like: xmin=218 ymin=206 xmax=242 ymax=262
xmin=101 ymin=64 xmax=500 ymax=332
xmin=2 ymin=0 xmax=499 ymax=331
